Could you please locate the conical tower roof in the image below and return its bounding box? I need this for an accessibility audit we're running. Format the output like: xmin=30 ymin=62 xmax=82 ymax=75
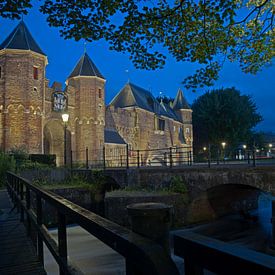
xmin=172 ymin=89 xmax=190 ymax=110
xmin=0 ymin=21 xmax=45 ymax=56
xmin=68 ymin=52 xmax=104 ymax=79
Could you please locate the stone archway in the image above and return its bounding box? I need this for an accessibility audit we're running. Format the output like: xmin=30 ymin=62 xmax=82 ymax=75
xmin=43 ymin=120 xmax=71 ymax=166
xmin=186 ymin=184 xmax=266 ymax=224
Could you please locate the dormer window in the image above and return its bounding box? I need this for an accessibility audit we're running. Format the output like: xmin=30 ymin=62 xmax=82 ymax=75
xmin=33 ymin=66 xmax=38 ymax=80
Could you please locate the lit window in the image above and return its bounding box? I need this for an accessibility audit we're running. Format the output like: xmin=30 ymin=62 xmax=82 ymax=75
xmin=33 ymin=66 xmax=38 ymax=80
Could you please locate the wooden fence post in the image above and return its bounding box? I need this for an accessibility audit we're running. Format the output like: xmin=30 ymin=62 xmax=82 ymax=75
xmin=20 ymin=180 xmax=24 ymax=222
xmin=36 ymin=195 xmax=44 ymax=266
xmin=58 ymin=212 xmax=67 ymax=274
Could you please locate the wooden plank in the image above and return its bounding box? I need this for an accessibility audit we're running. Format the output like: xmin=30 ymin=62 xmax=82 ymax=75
xmin=0 ymin=190 xmax=46 ymax=275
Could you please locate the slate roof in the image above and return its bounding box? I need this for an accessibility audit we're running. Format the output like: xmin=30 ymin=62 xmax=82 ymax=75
xmin=68 ymin=53 xmax=104 ymax=79
xmin=172 ymin=89 xmax=190 ymax=110
xmin=104 ymin=129 xmax=126 ymax=144
xmin=0 ymin=21 xmax=45 ymax=56
xmin=109 ymin=82 xmax=182 ymax=122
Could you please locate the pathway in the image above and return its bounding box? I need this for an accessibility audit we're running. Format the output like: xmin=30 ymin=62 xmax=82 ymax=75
xmin=0 ymin=189 xmax=46 ymax=274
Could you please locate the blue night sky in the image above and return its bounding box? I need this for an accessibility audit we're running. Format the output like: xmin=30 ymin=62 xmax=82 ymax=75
xmin=0 ymin=3 xmax=274 ymax=132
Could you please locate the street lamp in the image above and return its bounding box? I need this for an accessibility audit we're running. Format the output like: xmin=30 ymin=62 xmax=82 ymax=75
xmin=221 ymin=142 xmax=226 ymax=163
xmin=62 ymin=113 xmax=69 ymax=165
xmin=243 ymin=144 xmax=247 ymax=160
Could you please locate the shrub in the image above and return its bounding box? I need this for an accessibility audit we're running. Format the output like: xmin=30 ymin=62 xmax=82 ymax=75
xmin=0 ymin=152 xmax=16 ymax=187
xmin=29 ymin=154 xmax=56 ymax=166
xmin=169 ymin=176 xmax=188 ymax=194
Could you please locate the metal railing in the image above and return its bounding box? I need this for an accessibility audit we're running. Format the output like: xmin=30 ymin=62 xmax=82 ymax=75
xmin=52 ymin=146 xmax=275 ymax=169
xmin=6 ymin=172 xmax=178 ymax=275
xmin=70 ymin=146 xmax=193 ymax=169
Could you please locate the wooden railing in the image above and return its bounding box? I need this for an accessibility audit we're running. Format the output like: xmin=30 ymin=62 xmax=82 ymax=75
xmin=173 ymin=231 xmax=275 ymax=275
xmin=7 ymin=172 xmax=179 ymax=275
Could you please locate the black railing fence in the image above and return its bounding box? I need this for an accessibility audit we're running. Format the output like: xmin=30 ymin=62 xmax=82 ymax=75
xmin=6 ymin=172 xmax=179 ymax=275
xmin=65 ymin=145 xmax=269 ymax=169
xmin=69 ymin=146 xmax=193 ymax=169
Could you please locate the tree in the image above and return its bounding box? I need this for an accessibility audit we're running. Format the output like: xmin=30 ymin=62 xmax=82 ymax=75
xmin=1 ymin=1 xmax=274 ymax=90
xmin=192 ymin=87 xmax=262 ymax=153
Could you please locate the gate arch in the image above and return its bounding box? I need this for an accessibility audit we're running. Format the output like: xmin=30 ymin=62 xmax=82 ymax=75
xmin=43 ymin=120 xmax=71 ymax=166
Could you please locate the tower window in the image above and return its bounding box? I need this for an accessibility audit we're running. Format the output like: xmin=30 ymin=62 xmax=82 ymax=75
xmin=0 ymin=66 xmax=2 ymax=78
xmin=33 ymin=87 xmax=38 ymax=93
xmin=99 ymin=88 xmax=102 ymax=99
xmin=33 ymin=66 xmax=38 ymax=80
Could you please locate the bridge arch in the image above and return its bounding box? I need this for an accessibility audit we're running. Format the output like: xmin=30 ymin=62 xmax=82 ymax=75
xmin=186 ymin=183 xmax=269 ymax=224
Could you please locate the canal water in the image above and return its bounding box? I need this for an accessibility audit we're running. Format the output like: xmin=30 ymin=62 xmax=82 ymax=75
xmin=177 ymin=193 xmax=275 ymax=256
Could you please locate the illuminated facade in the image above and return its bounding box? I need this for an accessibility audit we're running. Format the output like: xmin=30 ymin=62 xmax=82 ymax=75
xmin=0 ymin=21 xmax=192 ymax=166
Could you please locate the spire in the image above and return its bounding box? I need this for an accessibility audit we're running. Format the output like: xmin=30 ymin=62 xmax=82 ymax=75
xmin=84 ymin=41 xmax=87 ymax=54
xmin=172 ymin=89 xmax=190 ymax=110
xmin=0 ymin=21 xmax=45 ymax=56
xmin=68 ymin=52 xmax=104 ymax=79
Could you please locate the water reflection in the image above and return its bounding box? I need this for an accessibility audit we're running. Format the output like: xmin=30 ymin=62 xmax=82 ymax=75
xmin=257 ymin=193 xmax=273 ymax=238
xmin=181 ymin=192 xmax=275 ymax=256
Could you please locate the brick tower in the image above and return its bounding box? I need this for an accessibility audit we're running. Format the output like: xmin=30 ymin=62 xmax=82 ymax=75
xmin=0 ymin=21 xmax=47 ymax=153
xmin=66 ymin=52 xmax=105 ymax=164
xmin=172 ymin=89 xmax=193 ymax=147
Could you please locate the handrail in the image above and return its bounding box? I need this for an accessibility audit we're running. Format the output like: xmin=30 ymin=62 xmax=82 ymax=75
xmin=7 ymin=172 xmax=179 ymax=275
xmin=173 ymin=231 xmax=275 ymax=275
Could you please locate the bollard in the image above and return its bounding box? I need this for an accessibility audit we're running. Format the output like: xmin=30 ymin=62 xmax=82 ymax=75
xmin=127 ymin=202 xmax=172 ymax=255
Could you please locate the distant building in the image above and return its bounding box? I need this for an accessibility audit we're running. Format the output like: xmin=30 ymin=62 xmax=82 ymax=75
xmin=0 ymin=21 xmax=192 ymax=166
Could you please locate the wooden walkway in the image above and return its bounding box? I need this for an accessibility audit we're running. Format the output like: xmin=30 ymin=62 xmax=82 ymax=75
xmin=0 ymin=190 xmax=46 ymax=275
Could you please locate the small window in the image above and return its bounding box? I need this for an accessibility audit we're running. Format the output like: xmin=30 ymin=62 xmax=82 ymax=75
xmin=158 ymin=118 xmax=165 ymax=131
xmin=33 ymin=87 xmax=37 ymax=93
xmin=99 ymin=88 xmax=102 ymax=99
xmin=0 ymin=66 xmax=2 ymax=78
xmin=154 ymin=116 xmax=165 ymax=131
xmin=33 ymin=66 xmax=38 ymax=80
xmin=186 ymin=127 xmax=190 ymax=133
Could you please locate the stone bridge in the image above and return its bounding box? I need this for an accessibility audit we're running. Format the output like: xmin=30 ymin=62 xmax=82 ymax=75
xmin=104 ymin=165 xmax=275 ymax=223
xmin=104 ymin=165 xmax=275 ymax=196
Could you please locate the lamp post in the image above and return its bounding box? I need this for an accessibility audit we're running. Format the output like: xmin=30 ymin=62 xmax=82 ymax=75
xmin=62 ymin=113 xmax=69 ymax=166
xmin=221 ymin=142 xmax=226 ymax=164
xmin=243 ymin=144 xmax=247 ymax=161
xmin=269 ymin=143 xmax=273 ymax=157
xmin=203 ymin=147 xmax=207 ymax=165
